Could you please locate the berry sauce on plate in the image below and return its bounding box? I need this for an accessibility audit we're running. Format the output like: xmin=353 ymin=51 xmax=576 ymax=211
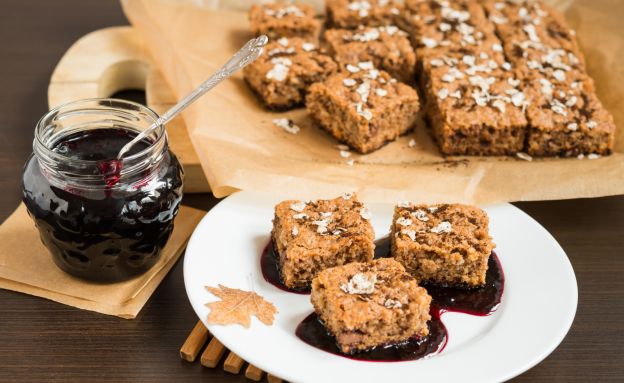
xmin=262 ymin=236 xmax=505 ymax=361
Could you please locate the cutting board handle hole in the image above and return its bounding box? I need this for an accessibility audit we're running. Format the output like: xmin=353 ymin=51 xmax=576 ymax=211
xmin=99 ymin=60 xmax=149 ymax=99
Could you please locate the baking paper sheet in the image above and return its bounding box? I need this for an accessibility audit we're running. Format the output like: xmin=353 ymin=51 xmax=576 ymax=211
xmin=122 ymin=0 xmax=624 ymax=203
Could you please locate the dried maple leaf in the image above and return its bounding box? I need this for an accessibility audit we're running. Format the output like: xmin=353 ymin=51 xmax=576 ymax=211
xmin=205 ymin=284 xmax=278 ymax=327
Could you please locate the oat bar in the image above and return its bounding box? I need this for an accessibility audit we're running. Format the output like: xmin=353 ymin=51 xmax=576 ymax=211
xmin=324 ymin=25 xmax=416 ymax=83
xmin=243 ymin=37 xmax=337 ymax=110
xmin=306 ymin=62 xmax=420 ymax=153
xmin=391 ymin=203 xmax=495 ymax=287
xmin=271 ymin=194 xmax=374 ymax=289
xmin=311 ymin=258 xmax=432 ymax=354
xmin=404 ymin=1 xmax=527 ymax=155
xmin=249 ymin=1 xmax=320 ymax=40
xmin=482 ymin=0 xmax=615 ymax=156
xmin=326 ymin=0 xmax=403 ymax=29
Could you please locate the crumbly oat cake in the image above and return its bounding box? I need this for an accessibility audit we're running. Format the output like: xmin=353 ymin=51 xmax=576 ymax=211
xmin=249 ymin=1 xmax=320 ymax=40
xmin=422 ymin=55 xmax=528 ymax=155
xmin=311 ymin=258 xmax=432 ymax=354
xmin=306 ymin=63 xmax=420 ymax=153
xmin=401 ymin=0 xmax=501 ymax=57
xmin=324 ymin=25 xmax=417 ymax=83
xmin=271 ymin=194 xmax=374 ymax=289
xmin=243 ymin=37 xmax=337 ymax=110
xmin=391 ymin=203 xmax=495 ymax=287
xmin=402 ymin=0 xmax=528 ymax=155
xmin=326 ymin=0 xmax=403 ymax=29
xmin=481 ymin=0 xmax=615 ymax=156
xmin=524 ymin=78 xmax=615 ymax=156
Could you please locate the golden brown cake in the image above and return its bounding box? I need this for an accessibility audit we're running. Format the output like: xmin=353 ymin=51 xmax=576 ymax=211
xmin=249 ymin=2 xmax=320 ymax=40
xmin=243 ymin=37 xmax=337 ymax=110
xmin=391 ymin=203 xmax=495 ymax=287
xmin=311 ymin=258 xmax=432 ymax=354
xmin=306 ymin=63 xmax=420 ymax=153
xmin=271 ymin=194 xmax=374 ymax=289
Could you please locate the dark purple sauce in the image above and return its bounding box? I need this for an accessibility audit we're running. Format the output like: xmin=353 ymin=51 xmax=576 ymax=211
xmin=281 ymin=236 xmax=504 ymax=361
xmin=295 ymin=309 xmax=447 ymax=362
xmin=22 ymin=128 xmax=183 ymax=282
xmin=423 ymin=254 xmax=504 ymax=316
xmin=260 ymin=240 xmax=311 ymax=294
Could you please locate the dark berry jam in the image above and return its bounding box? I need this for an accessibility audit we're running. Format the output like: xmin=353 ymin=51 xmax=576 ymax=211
xmin=291 ymin=236 xmax=504 ymax=361
xmin=260 ymin=240 xmax=311 ymax=294
xmin=423 ymin=253 xmax=504 ymax=316
xmin=295 ymin=309 xmax=447 ymax=362
xmin=22 ymin=128 xmax=183 ymax=282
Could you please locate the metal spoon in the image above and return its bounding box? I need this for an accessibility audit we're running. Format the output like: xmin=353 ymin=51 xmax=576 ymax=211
xmin=117 ymin=35 xmax=269 ymax=159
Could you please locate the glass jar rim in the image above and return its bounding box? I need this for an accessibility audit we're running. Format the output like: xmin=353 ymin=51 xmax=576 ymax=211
xmin=32 ymin=98 xmax=169 ymax=190
xmin=34 ymin=98 xmax=165 ymax=166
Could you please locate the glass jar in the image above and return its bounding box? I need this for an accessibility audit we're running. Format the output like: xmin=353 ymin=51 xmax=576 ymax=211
xmin=21 ymin=99 xmax=184 ymax=282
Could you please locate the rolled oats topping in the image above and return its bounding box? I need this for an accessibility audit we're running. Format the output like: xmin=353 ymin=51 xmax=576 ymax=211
xmin=266 ymin=57 xmax=292 ymax=81
xmin=340 ymin=272 xmax=377 ymax=294
xmin=290 ymin=201 xmax=307 ymax=212
xmin=401 ymin=229 xmax=417 ymax=241
xmin=360 ymin=207 xmax=372 ymax=220
xmin=412 ymin=209 xmax=429 ymax=222
xmin=384 ymin=298 xmax=403 ymax=309
xmin=430 ymin=221 xmax=452 ymax=234
xmin=264 ymin=4 xmax=306 ymax=18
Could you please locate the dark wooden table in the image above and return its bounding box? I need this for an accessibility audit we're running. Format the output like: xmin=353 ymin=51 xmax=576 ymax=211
xmin=0 ymin=1 xmax=622 ymax=382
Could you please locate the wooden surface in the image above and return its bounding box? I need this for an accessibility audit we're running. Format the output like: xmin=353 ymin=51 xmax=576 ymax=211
xmin=47 ymin=26 xmax=210 ymax=193
xmin=0 ymin=1 xmax=622 ymax=382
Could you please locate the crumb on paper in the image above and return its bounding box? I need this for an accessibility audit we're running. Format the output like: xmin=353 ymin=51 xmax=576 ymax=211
xmin=516 ymin=152 xmax=533 ymax=161
xmin=273 ymin=118 xmax=300 ymax=134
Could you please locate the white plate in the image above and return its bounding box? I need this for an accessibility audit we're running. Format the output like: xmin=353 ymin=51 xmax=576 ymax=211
xmin=184 ymin=191 xmax=577 ymax=383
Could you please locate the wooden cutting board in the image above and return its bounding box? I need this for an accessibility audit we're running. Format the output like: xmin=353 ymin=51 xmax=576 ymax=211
xmin=47 ymin=26 xmax=210 ymax=193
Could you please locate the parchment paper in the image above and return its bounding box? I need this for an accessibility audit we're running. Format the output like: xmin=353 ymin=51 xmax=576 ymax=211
xmin=122 ymin=0 xmax=624 ymax=204
xmin=0 ymin=204 xmax=205 ymax=318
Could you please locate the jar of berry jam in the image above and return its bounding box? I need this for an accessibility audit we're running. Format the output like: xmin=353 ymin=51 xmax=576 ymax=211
xmin=21 ymin=99 xmax=184 ymax=282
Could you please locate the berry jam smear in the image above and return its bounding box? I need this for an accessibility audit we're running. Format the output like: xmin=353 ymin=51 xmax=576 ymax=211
xmin=262 ymin=236 xmax=504 ymax=361
xmin=295 ymin=309 xmax=447 ymax=362
xmin=22 ymin=128 xmax=183 ymax=282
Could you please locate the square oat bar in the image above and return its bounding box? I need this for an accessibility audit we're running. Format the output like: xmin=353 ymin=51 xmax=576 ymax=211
xmin=249 ymin=1 xmax=320 ymax=40
xmin=271 ymin=194 xmax=374 ymax=289
xmin=324 ymin=25 xmax=416 ymax=83
xmin=326 ymin=0 xmax=403 ymax=29
xmin=524 ymin=78 xmax=615 ymax=156
xmin=391 ymin=203 xmax=495 ymax=287
xmin=421 ymin=56 xmax=528 ymax=155
xmin=243 ymin=37 xmax=337 ymax=110
xmin=481 ymin=0 xmax=615 ymax=156
xmin=311 ymin=258 xmax=432 ymax=354
xmin=306 ymin=63 xmax=420 ymax=153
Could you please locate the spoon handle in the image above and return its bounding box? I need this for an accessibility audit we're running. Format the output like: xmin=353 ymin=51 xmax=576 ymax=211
xmin=117 ymin=35 xmax=269 ymax=159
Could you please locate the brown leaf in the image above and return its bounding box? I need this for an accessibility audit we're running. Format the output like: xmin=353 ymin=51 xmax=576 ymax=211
xmin=205 ymin=284 xmax=278 ymax=327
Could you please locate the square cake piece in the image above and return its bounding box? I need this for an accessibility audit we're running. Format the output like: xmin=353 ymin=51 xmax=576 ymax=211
xmin=243 ymin=37 xmax=337 ymax=110
xmin=249 ymin=2 xmax=320 ymax=40
xmin=391 ymin=203 xmax=495 ymax=287
xmin=272 ymin=194 xmax=374 ymax=289
xmin=524 ymin=78 xmax=615 ymax=157
xmin=306 ymin=63 xmax=420 ymax=153
xmin=481 ymin=0 xmax=616 ymax=156
xmin=422 ymin=57 xmax=528 ymax=156
xmin=326 ymin=0 xmax=403 ymax=29
xmin=324 ymin=25 xmax=416 ymax=83
xmin=311 ymin=258 xmax=432 ymax=354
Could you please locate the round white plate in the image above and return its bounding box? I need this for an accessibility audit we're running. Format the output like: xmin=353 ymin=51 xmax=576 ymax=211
xmin=184 ymin=191 xmax=577 ymax=383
